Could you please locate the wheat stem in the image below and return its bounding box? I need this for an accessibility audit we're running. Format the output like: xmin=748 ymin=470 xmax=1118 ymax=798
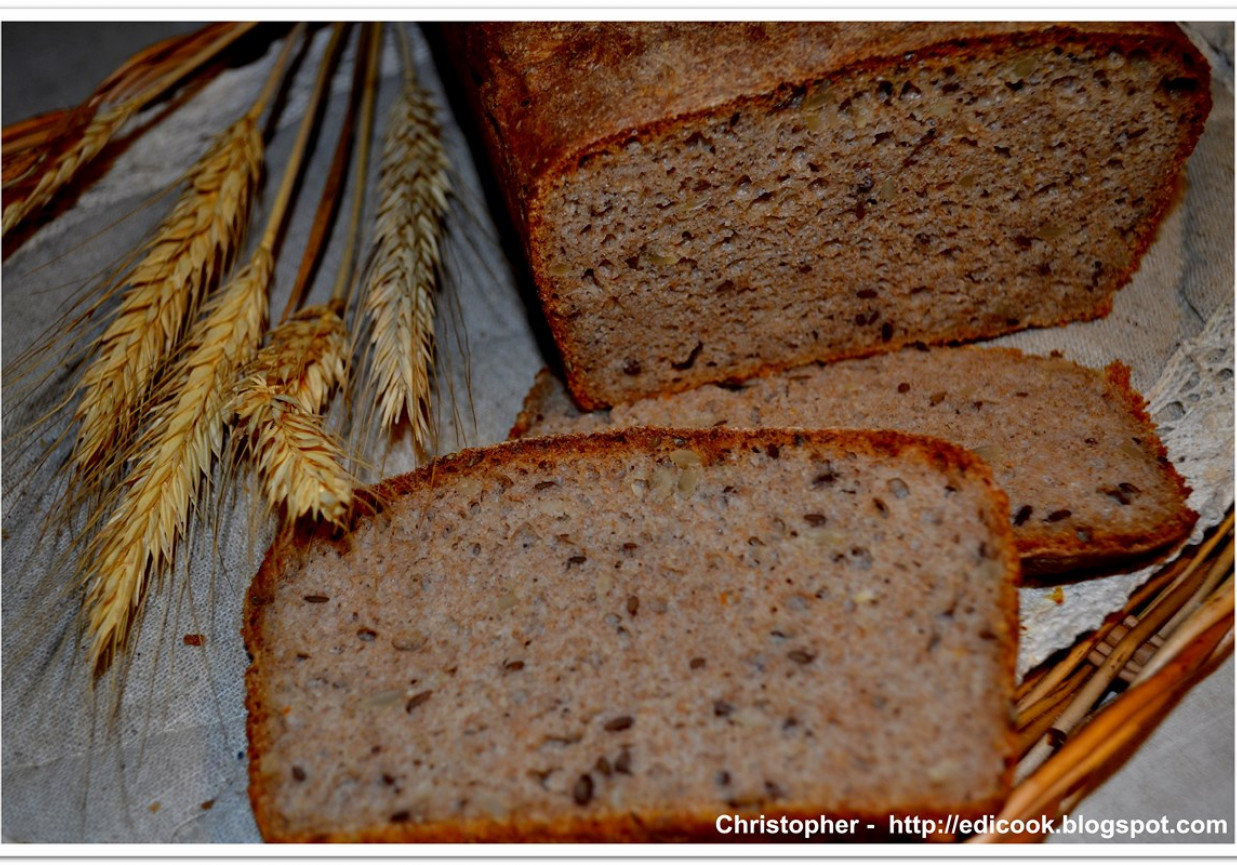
xmin=260 ymin=23 xmax=348 ymax=254
xmin=332 ymin=22 xmax=382 ymax=306
xmin=356 ymin=43 xmax=451 ymax=452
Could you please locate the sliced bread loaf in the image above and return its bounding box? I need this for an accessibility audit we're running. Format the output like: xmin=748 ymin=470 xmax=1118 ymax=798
xmin=511 ymin=347 xmax=1196 ymax=576
xmin=245 ymin=428 xmax=1019 ymax=842
xmin=443 ymin=22 xmax=1211 ymax=408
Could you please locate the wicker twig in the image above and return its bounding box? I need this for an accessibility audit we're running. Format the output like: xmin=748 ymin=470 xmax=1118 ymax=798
xmin=971 ymin=512 xmax=1235 ymax=842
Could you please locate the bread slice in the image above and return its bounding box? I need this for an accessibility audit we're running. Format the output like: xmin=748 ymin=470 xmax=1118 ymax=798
xmin=245 ymin=428 xmax=1019 ymax=842
xmin=443 ymin=22 xmax=1211 ymax=408
xmin=511 ymin=347 xmax=1196 ymax=577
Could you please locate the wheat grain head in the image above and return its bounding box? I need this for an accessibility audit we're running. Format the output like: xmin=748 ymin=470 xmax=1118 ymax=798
xmin=2 ymin=101 xmax=138 ymax=236
xmin=356 ymin=76 xmax=450 ymax=454
xmin=233 ymin=380 xmax=353 ymax=528
xmin=84 ymin=246 xmax=271 ymax=672
xmin=249 ymin=303 xmax=348 ymax=410
xmin=232 ymin=303 xmax=352 ymax=527
xmin=71 ymin=114 xmax=263 ymax=481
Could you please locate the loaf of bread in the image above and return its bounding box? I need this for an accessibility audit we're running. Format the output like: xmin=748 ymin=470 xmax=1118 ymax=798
xmin=443 ymin=22 xmax=1211 ymax=409
xmin=511 ymin=347 xmax=1196 ymax=577
xmin=245 ymin=428 xmax=1019 ymax=841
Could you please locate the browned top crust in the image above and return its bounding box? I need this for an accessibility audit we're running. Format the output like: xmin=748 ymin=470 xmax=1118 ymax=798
xmin=444 ymin=22 xmax=1208 ymax=239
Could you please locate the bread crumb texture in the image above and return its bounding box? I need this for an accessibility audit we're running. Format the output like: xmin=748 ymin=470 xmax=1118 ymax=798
xmin=246 ymin=428 xmax=1019 ymax=841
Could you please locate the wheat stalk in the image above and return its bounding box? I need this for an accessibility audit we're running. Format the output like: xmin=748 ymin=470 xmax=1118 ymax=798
xmin=70 ymin=114 xmax=263 ymax=479
xmin=84 ymin=248 xmax=272 ymax=671
xmin=356 ymin=65 xmax=450 ymax=454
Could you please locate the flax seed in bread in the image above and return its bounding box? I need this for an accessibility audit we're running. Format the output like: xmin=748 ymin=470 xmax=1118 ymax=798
xmin=245 ymin=428 xmax=1019 ymax=842
xmin=443 ymin=22 xmax=1211 ymax=408
xmin=511 ymin=347 xmax=1196 ymax=577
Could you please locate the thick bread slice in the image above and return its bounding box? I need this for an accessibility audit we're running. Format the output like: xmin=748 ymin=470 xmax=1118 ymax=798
xmin=511 ymin=347 xmax=1196 ymax=577
xmin=443 ymin=22 xmax=1211 ymax=408
xmin=245 ymin=428 xmax=1019 ymax=842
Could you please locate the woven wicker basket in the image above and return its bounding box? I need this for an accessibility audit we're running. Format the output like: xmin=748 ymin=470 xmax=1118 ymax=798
xmin=969 ymin=510 xmax=1234 ymax=843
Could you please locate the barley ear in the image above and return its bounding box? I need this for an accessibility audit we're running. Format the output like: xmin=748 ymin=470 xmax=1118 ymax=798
xmin=84 ymin=248 xmax=271 ymax=672
xmin=71 ymin=114 xmax=263 ymax=481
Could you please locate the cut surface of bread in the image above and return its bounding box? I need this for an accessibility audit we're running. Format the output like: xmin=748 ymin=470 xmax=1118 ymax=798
xmin=511 ymin=347 xmax=1196 ymax=576
xmin=245 ymin=428 xmax=1019 ymax=842
xmin=444 ymin=22 xmax=1211 ymax=408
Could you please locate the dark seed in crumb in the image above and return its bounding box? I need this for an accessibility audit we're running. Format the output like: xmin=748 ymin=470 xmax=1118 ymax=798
xmin=303 ymin=595 xmax=329 ymax=604
xmin=1084 ymin=436 xmax=1098 ymax=445
xmin=535 ymin=480 xmax=559 ymax=490
xmin=872 ymin=497 xmax=887 ymax=514
xmin=690 ymin=657 xmax=706 ymax=670
xmin=881 ymin=322 xmax=893 ymax=342
xmin=929 ymin=391 xmax=946 ymax=406
xmin=803 ymin=513 xmax=827 ymax=527
xmin=595 ymin=756 xmax=612 ymax=777
xmin=622 ymin=542 xmax=639 ymax=551
xmin=626 ymin=595 xmax=639 ymax=616
xmin=200 ymin=800 xmax=214 ymax=811
xmin=714 ymin=699 xmax=734 ymax=717
xmin=1045 ymin=509 xmax=1072 ymax=522
xmin=788 ymin=650 xmax=815 ymax=664
xmin=292 ymin=766 xmax=306 ymax=782
xmin=390 ymin=810 xmax=411 ymax=823
xmin=615 ymin=749 xmax=633 ymax=775
xmin=382 ymin=773 xmax=396 ymax=785
xmin=897 ymin=382 xmax=911 ymax=393
xmin=1103 ymin=487 xmax=1131 ymax=505
xmin=716 ymin=770 xmax=732 ymax=786
xmin=504 ymin=660 xmax=525 ymax=672
xmin=622 ymin=359 xmax=642 ymax=376
xmin=1119 ymin=482 xmax=1141 ymax=494
xmin=405 ymin=690 xmax=433 ymax=713
xmin=357 ymin=628 xmax=377 ymax=641
xmin=766 ymin=443 xmax=780 ymax=459
xmin=604 ymin=715 xmax=634 ymax=732
xmin=567 ymin=555 xmax=587 ymax=566
xmin=1016 ymin=391 xmax=1030 ymax=398
xmin=183 ymin=634 xmax=204 ymax=646
xmin=813 ymin=470 xmax=837 ymax=486
xmin=1013 ymin=505 xmax=1033 ymax=526
xmin=573 ymin=774 xmax=594 ymax=805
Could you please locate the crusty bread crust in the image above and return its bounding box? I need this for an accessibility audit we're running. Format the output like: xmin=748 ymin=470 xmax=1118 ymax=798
xmin=245 ymin=427 xmax=1020 ymax=842
xmin=444 ymin=23 xmax=1212 ymax=410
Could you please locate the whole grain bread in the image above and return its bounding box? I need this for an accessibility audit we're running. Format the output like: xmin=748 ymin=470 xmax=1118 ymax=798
xmin=511 ymin=347 xmax=1196 ymax=577
xmin=245 ymin=428 xmax=1019 ymax=842
xmin=442 ymin=22 xmax=1211 ymax=409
